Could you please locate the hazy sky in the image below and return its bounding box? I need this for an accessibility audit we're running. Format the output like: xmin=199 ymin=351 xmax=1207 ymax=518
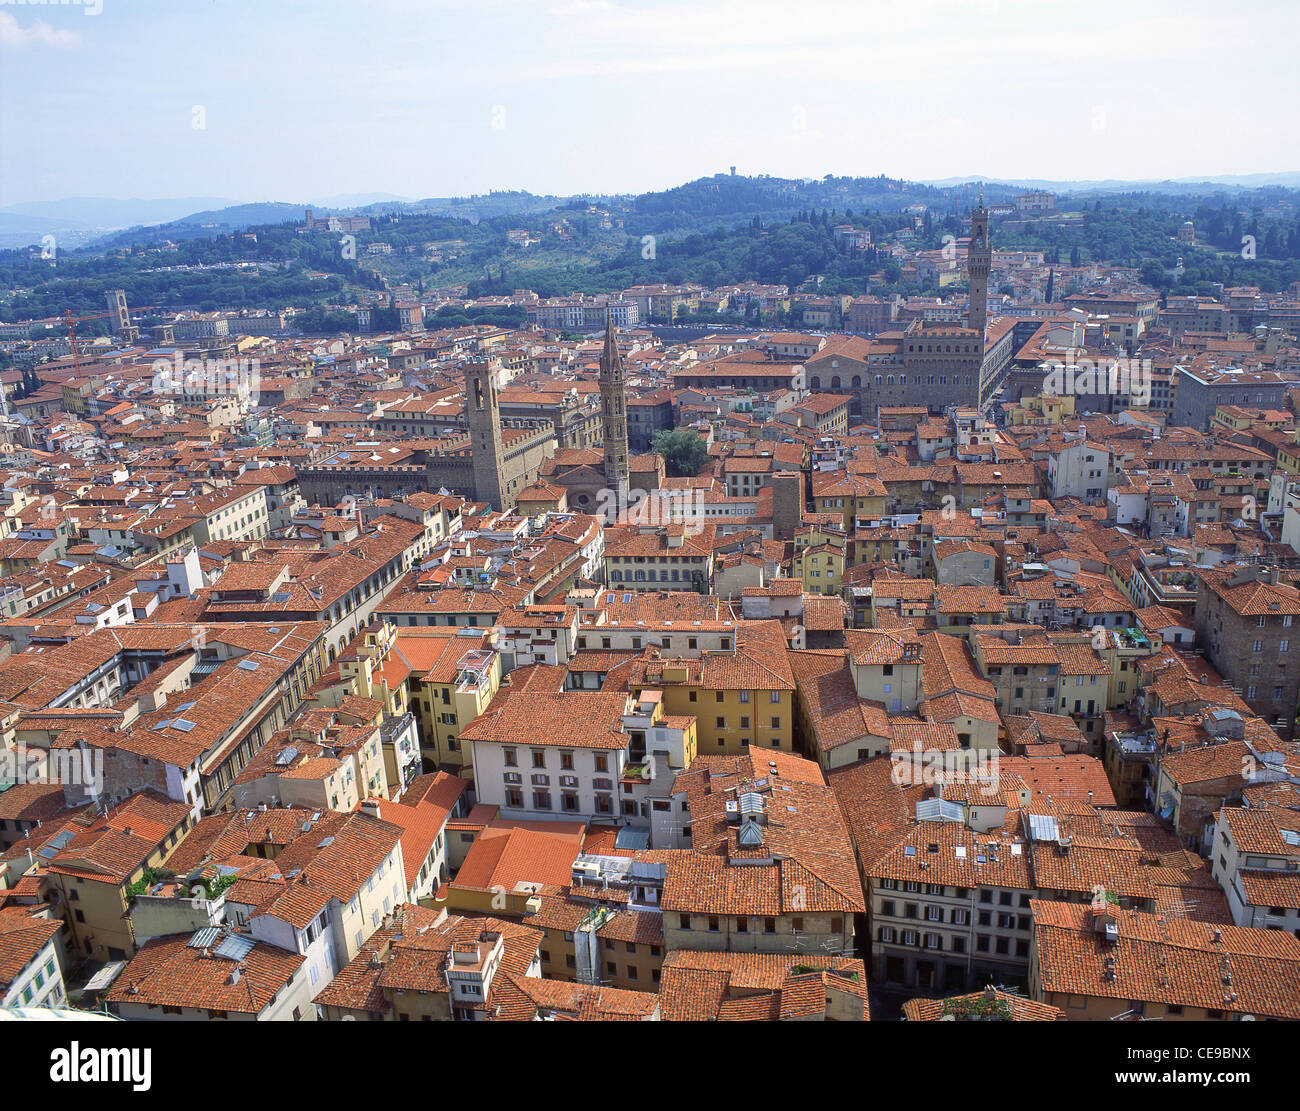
xmin=1 ymin=0 xmax=1297 ymax=205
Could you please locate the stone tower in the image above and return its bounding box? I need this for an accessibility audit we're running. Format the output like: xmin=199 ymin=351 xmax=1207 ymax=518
xmin=464 ymin=357 xmax=508 ymax=511
xmin=104 ymin=288 xmax=139 ymax=345
xmin=967 ymin=193 xmax=991 ymax=345
xmin=105 ymin=289 xmax=129 ymax=334
xmin=599 ymin=314 xmax=630 ymax=498
xmin=771 ymin=471 xmax=805 ymax=542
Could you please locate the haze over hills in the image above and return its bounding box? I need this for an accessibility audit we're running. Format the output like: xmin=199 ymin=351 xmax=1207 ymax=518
xmin=0 ymin=197 xmax=240 ymax=251
xmin=922 ymin=173 xmax=1300 ymax=192
xmin=5 ymin=169 xmax=1299 ymax=253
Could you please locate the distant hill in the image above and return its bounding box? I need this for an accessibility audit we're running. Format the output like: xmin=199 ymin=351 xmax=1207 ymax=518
xmin=359 ymin=191 xmax=581 ymax=222
xmin=0 ymin=196 xmax=237 ymax=250
xmin=87 ymin=203 xmax=315 ymax=249
xmin=923 ymin=173 xmax=1300 ymax=194
xmin=618 ymin=173 xmax=1016 ymax=234
xmin=79 ymin=193 xmax=583 ymax=251
xmin=7 ymin=169 xmax=1300 ymax=255
xmin=310 ymin=192 xmax=414 ymax=208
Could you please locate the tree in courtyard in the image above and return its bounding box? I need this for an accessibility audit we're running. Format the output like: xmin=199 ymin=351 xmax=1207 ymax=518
xmin=652 ymin=428 xmax=710 ymax=477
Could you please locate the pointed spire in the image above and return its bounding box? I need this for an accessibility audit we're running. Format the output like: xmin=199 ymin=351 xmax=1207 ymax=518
xmin=598 ymin=309 xmax=629 ymax=490
xmin=601 ymin=311 xmax=621 ymax=376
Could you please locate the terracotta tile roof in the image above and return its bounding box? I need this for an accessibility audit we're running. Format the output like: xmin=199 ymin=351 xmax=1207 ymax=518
xmin=453 ymin=825 xmax=583 ymax=893
xmin=669 ymin=751 xmax=862 ymax=913
xmin=871 ymin=823 xmax=1035 ymax=890
xmin=829 ymin=757 xmax=931 ymax=870
xmin=1031 ymin=899 xmax=1300 ymax=1018
xmin=845 ymin=626 xmax=922 ymax=665
xmin=1219 ymin=806 xmax=1300 ymax=855
xmin=655 ymin=849 xmax=862 ymax=917
xmin=365 ymin=782 xmax=466 ymax=889
xmin=789 ymin=651 xmax=890 ymax=753
xmin=0 ymin=907 xmax=62 ymax=992
xmin=459 ymin=690 xmax=632 ymax=749
xmin=41 ymin=789 xmax=191 ymax=885
xmin=165 ymin=807 xmax=319 ymax=873
xmin=1238 ymin=869 xmax=1300 ymax=910
xmin=1198 ymin=568 xmax=1300 ymax=616
xmin=262 ymin=811 xmax=403 ymax=927
xmin=658 ymin=950 xmax=868 ymax=1021
xmin=106 ymin=930 xmax=306 ymax=1015
xmin=373 ymin=915 xmax=540 ymax=1012
xmin=491 ymin=973 xmax=660 ymax=1021
xmin=999 ymin=756 xmax=1117 ymax=808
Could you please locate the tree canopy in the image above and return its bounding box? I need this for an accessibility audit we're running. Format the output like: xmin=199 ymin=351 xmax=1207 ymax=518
xmin=652 ymin=428 xmax=710 ymax=477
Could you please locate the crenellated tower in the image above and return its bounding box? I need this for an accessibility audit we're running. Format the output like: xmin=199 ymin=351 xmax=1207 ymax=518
xmin=967 ymin=190 xmax=991 ymax=346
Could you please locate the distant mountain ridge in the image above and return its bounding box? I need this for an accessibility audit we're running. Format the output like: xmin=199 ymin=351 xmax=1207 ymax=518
xmin=922 ymin=173 xmax=1300 ymax=192
xmin=6 ymin=169 xmax=1300 ymax=253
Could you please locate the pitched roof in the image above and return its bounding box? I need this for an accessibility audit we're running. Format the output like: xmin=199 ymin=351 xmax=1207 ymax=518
xmin=1031 ymin=899 xmax=1300 ymax=1018
xmin=106 ymin=930 xmax=306 ymax=1014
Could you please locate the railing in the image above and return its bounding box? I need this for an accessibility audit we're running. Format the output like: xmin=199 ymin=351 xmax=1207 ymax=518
xmin=379 ymin=711 xmax=415 ymax=743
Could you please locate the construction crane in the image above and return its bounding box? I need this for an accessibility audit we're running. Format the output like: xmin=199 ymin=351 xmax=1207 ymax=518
xmin=0 ymin=304 xmax=145 ymax=420
xmin=60 ymin=303 xmax=157 ymax=377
